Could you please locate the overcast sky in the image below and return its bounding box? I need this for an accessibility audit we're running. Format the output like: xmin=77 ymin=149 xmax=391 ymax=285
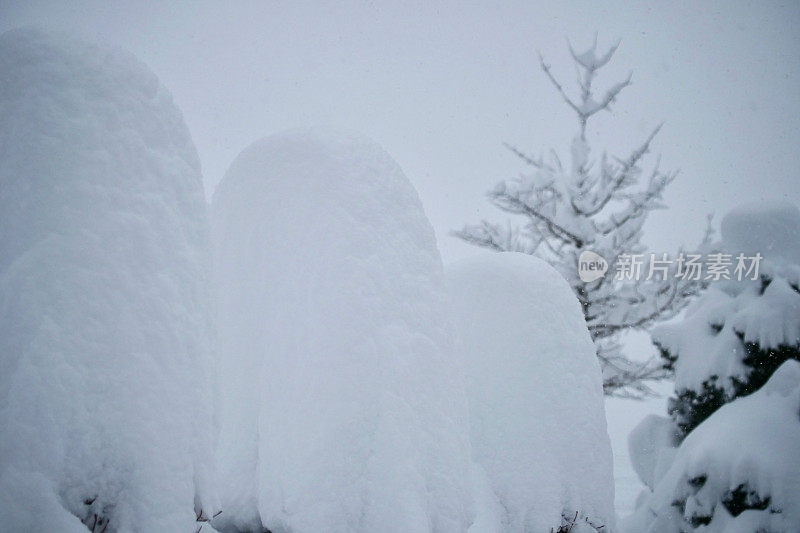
xmin=2 ymin=0 xmax=798 ymax=262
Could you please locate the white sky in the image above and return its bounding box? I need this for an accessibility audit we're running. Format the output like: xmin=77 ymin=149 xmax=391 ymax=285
xmin=2 ymin=0 xmax=798 ymax=262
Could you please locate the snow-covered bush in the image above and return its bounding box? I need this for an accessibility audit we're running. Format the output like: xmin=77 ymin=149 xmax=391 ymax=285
xmin=0 ymin=29 xmax=218 ymax=531
xmin=623 ymin=201 xmax=800 ymax=532
xmin=654 ymin=201 xmax=800 ymax=438
xmin=211 ymin=131 xmax=472 ymax=532
xmin=446 ymin=252 xmax=615 ymax=533
xmin=624 ymin=361 xmax=800 ymax=532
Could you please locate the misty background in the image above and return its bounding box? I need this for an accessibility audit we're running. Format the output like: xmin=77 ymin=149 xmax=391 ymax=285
xmin=3 ymin=0 xmax=798 ymax=265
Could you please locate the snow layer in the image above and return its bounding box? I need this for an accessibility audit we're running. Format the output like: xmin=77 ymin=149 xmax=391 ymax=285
xmin=445 ymin=252 xmax=615 ymax=532
xmin=212 ymin=130 xmax=472 ymax=532
xmin=624 ymin=360 xmax=800 ymax=532
xmin=0 ymin=28 xmax=218 ymax=531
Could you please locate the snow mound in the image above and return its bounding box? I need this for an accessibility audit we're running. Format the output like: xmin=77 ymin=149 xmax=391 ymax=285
xmin=445 ymin=252 xmax=615 ymax=532
xmin=212 ymin=130 xmax=472 ymax=532
xmin=628 ymin=415 xmax=679 ymax=491
xmin=721 ymin=200 xmax=800 ymax=266
xmin=637 ymin=360 xmax=800 ymax=532
xmin=0 ymin=28 xmax=218 ymax=531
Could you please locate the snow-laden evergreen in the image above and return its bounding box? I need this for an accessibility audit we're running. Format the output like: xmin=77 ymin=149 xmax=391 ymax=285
xmin=0 ymin=29 xmax=218 ymax=531
xmin=623 ymin=361 xmax=800 ymax=532
xmin=624 ymin=201 xmax=800 ymax=532
xmin=653 ymin=201 xmax=800 ymax=436
xmin=446 ymin=253 xmax=615 ymax=533
xmin=212 ymin=131 xmax=472 ymax=533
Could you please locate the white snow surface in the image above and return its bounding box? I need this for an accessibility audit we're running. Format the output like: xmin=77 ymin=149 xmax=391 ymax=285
xmin=0 ymin=29 xmax=218 ymax=531
xmin=445 ymin=252 xmax=615 ymax=533
xmin=623 ymin=360 xmax=800 ymax=532
xmin=211 ymin=130 xmax=472 ymax=533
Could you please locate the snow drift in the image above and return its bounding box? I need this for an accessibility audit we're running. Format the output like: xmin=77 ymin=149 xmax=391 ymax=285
xmin=212 ymin=131 xmax=472 ymax=532
xmin=0 ymin=28 xmax=218 ymax=531
xmin=446 ymin=252 xmax=615 ymax=533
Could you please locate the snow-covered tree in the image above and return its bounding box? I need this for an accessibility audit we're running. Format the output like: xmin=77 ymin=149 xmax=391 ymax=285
xmin=446 ymin=252 xmax=615 ymax=532
xmin=456 ymin=38 xmax=708 ymax=397
xmin=0 ymin=29 xmax=218 ymax=531
xmin=623 ymin=201 xmax=800 ymax=532
xmin=212 ymin=130 xmax=472 ymax=533
xmin=622 ymin=360 xmax=800 ymax=532
xmin=653 ymin=201 xmax=800 ymax=437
